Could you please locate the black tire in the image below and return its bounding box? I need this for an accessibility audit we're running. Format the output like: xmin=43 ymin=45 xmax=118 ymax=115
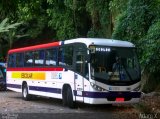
xmin=22 ymin=84 xmax=31 ymax=101
xmin=66 ymin=87 xmax=75 ymax=108
xmin=62 ymin=90 xmax=67 ymax=106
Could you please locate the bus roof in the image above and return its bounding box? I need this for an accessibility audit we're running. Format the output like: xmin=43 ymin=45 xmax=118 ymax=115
xmin=64 ymin=38 xmax=135 ymax=47
xmin=8 ymin=41 xmax=60 ymax=54
xmin=8 ymin=38 xmax=135 ymax=54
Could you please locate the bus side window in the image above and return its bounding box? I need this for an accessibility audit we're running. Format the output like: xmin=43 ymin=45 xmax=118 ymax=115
xmin=8 ymin=55 xmax=12 ymax=67
xmin=16 ymin=53 xmax=24 ymax=67
xmin=8 ymin=54 xmax=16 ymax=67
xmin=75 ymin=51 xmax=85 ymax=74
xmin=58 ymin=46 xmax=73 ymax=67
xmin=45 ymin=48 xmax=57 ymax=66
xmin=58 ymin=47 xmax=64 ymax=66
xmin=39 ymin=50 xmax=45 ymax=66
xmin=34 ymin=50 xmax=45 ymax=66
xmin=24 ymin=52 xmax=33 ymax=67
xmin=64 ymin=46 xmax=73 ymax=66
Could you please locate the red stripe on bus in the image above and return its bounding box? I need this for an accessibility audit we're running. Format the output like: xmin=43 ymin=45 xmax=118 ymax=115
xmin=7 ymin=67 xmax=63 ymax=71
xmin=8 ymin=41 xmax=60 ymax=53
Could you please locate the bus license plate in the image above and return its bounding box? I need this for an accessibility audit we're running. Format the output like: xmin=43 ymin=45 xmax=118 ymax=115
xmin=116 ymin=98 xmax=124 ymax=102
xmin=109 ymin=87 xmax=120 ymax=91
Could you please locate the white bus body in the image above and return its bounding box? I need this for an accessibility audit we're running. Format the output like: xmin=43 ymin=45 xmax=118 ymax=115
xmin=7 ymin=38 xmax=141 ymax=108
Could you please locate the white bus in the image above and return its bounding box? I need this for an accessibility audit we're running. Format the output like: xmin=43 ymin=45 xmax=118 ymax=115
xmin=7 ymin=38 xmax=141 ymax=108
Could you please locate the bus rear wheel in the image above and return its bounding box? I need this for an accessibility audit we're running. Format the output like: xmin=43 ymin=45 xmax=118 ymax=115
xmin=22 ymin=84 xmax=31 ymax=101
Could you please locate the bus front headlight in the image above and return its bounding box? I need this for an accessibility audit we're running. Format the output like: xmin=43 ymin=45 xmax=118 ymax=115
xmin=90 ymin=82 xmax=106 ymax=91
xmin=133 ymin=85 xmax=141 ymax=91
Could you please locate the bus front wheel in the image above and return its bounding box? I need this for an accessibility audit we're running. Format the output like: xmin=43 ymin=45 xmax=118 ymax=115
xmin=22 ymin=84 xmax=31 ymax=101
xmin=62 ymin=86 xmax=75 ymax=108
xmin=66 ymin=87 xmax=75 ymax=108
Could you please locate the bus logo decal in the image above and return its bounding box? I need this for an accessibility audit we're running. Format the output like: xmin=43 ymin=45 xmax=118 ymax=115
xmin=21 ymin=73 xmax=32 ymax=78
xmin=12 ymin=72 xmax=45 ymax=80
xmin=51 ymin=72 xmax=62 ymax=79
xmin=59 ymin=73 xmax=62 ymax=79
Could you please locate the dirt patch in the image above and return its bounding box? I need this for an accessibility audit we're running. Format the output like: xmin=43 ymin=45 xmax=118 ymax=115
xmin=113 ymin=92 xmax=160 ymax=119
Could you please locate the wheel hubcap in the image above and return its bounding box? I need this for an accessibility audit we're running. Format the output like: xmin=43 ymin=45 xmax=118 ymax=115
xmin=23 ymin=88 xmax=27 ymax=98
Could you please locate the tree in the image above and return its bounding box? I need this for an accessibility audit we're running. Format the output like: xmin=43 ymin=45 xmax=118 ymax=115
xmin=86 ymin=0 xmax=112 ymax=38
xmin=0 ymin=18 xmax=21 ymax=57
xmin=112 ymin=0 xmax=160 ymax=92
xmin=0 ymin=18 xmax=21 ymax=33
xmin=47 ymin=0 xmax=91 ymax=39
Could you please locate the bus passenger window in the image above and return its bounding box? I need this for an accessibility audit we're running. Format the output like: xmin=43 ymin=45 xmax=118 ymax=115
xmin=58 ymin=48 xmax=65 ymax=66
xmin=16 ymin=53 xmax=24 ymax=67
xmin=58 ymin=46 xmax=73 ymax=67
xmin=34 ymin=51 xmax=38 ymax=65
xmin=24 ymin=52 xmax=33 ymax=67
xmin=45 ymin=48 xmax=57 ymax=66
xmin=39 ymin=50 xmax=45 ymax=66
xmin=8 ymin=54 xmax=16 ymax=67
xmin=34 ymin=50 xmax=45 ymax=66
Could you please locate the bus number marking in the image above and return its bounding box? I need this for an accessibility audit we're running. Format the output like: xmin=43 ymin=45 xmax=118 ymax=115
xmin=77 ymin=91 xmax=82 ymax=96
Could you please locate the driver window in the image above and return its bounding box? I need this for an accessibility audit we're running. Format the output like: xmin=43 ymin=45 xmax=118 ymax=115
xmin=75 ymin=52 xmax=89 ymax=78
xmin=75 ymin=52 xmax=84 ymax=74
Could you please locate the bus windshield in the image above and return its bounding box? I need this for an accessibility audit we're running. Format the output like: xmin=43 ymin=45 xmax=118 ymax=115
xmin=90 ymin=46 xmax=140 ymax=85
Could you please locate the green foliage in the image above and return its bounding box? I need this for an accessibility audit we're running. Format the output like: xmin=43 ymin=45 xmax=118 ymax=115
xmin=47 ymin=0 xmax=76 ymax=39
xmin=86 ymin=0 xmax=111 ymax=38
xmin=0 ymin=18 xmax=22 ymax=57
xmin=112 ymin=0 xmax=160 ymax=92
xmin=47 ymin=0 xmax=91 ymax=39
xmin=0 ymin=0 xmax=18 ymax=19
xmin=1 ymin=0 xmax=113 ymax=41
xmin=113 ymin=0 xmax=155 ymax=43
xmin=112 ymin=11 xmax=128 ymax=40
xmin=109 ymin=0 xmax=128 ymax=18
xmin=17 ymin=0 xmax=48 ymax=38
xmin=142 ymin=72 xmax=160 ymax=92
xmin=0 ymin=18 xmax=21 ymax=33
xmin=141 ymin=20 xmax=160 ymax=73
xmin=112 ymin=0 xmax=160 ymax=71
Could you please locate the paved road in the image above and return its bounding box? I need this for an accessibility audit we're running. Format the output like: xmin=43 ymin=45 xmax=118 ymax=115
xmin=0 ymin=91 xmax=135 ymax=119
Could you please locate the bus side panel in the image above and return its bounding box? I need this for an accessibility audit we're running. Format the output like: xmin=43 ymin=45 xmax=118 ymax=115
xmin=7 ymin=71 xmax=22 ymax=93
xmin=17 ymin=70 xmax=74 ymax=100
xmin=56 ymin=70 xmax=75 ymax=99
xmin=24 ymin=71 xmax=61 ymax=99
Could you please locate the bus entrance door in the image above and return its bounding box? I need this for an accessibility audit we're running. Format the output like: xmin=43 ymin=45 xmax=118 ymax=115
xmin=74 ymin=50 xmax=85 ymax=102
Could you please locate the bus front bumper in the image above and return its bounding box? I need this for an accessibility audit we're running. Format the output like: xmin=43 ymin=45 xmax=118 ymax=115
xmin=81 ymin=91 xmax=141 ymax=104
